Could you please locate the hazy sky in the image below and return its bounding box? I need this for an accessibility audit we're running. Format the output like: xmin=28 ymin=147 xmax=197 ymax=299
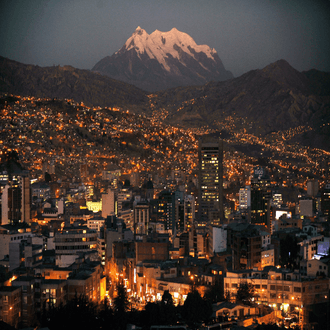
xmin=1 ymin=0 xmax=329 ymax=77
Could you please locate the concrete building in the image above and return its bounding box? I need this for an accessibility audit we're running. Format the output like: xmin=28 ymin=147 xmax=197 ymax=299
xmin=102 ymin=188 xmax=116 ymax=218
xmin=307 ymin=179 xmax=319 ymax=197
xmin=271 ymin=192 xmax=283 ymax=208
xmin=118 ymin=208 xmax=134 ymax=230
xmin=13 ymin=276 xmax=36 ymax=327
xmin=305 ymin=258 xmax=328 ymax=277
xmin=297 ymin=235 xmax=323 ymax=261
xmin=239 ymin=186 xmax=251 ymax=210
xmin=213 ymin=301 xmax=259 ymax=321
xmin=208 ymin=225 xmax=227 ymax=255
xmin=87 ymin=216 xmax=105 ymax=231
xmin=272 ymin=215 xmax=302 ymax=232
xmin=136 ymin=240 xmax=169 ymax=263
xmin=231 ymin=226 xmax=262 ymax=270
xmin=0 ymin=225 xmax=33 ymax=260
xmin=299 ymin=199 xmax=314 ymax=218
xmin=183 ymin=195 xmax=195 ymax=232
xmin=31 ymin=182 xmax=51 ymax=200
xmin=261 ymin=248 xmax=275 ymax=268
xmin=9 ymin=239 xmax=43 ymax=270
xmin=224 ymin=268 xmax=330 ymax=326
xmin=1 ymin=172 xmax=31 ymax=225
xmin=117 ymin=186 xmax=132 ymax=212
xmin=104 ymin=217 xmax=133 ymax=261
xmin=67 ymin=262 xmax=106 ymax=303
xmin=54 ymin=227 xmax=97 ymax=255
xmin=320 ymin=183 xmax=330 ymax=217
xmin=134 ymin=202 xmax=150 ymax=235
xmin=40 ymin=279 xmax=67 ymax=311
xmin=0 ymin=285 xmax=22 ymax=328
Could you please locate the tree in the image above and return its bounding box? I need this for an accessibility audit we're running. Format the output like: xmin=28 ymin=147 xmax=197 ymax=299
xmin=142 ymin=302 xmax=161 ymax=327
xmin=98 ymin=297 xmax=114 ymax=329
xmin=224 ymin=290 xmax=231 ymax=302
xmin=113 ymin=283 xmax=129 ymax=330
xmin=161 ymin=290 xmax=174 ymax=306
xmin=235 ymin=282 xmax=256 ymax=305
xmin=160 ymin=290 xmax=177 ymax=325
xmin=181 ymin=290 xmax=212 ymax=329
xmin=114 ymin=283 xmax=129 ymax=315
xmin=204 ymin=283 xmax=224 ymax=304
xmin=40 ymin=294 xmax=97 ymax=330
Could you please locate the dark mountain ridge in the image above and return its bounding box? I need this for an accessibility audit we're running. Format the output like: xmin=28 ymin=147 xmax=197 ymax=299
xmin=0 ymin=56 xmax=148 ymax=109
xmin=153 ymin=60 xmax=330 ymax=134
xmin=0 ymin=56 xmax=329 ymax=149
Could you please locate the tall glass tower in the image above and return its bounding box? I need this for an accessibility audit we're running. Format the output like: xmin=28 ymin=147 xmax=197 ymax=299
xmin=198 ymin=138 xmax=224 ymax=225
xmin=250 ymin=166 xmax=271 ymax=228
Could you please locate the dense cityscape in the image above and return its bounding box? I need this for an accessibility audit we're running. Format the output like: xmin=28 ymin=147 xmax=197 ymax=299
xmin=0 ymin=93 xmax=330 ymax=330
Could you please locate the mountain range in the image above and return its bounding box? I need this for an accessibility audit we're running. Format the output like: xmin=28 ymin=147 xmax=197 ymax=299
xmin=0 ymin=55 xmax=330 ymax=150
xmin=92 ymin=27 xmax=233 ymax=92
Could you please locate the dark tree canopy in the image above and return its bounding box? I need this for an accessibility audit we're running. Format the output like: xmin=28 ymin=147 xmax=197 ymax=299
xmin=114 ymin=283 xmax=129 ymax=315
xmin=181 ymin=290 xmax=212 ymax=329
xmin=204 ymin=283 xmax=224 ymax=304
xmin=235 ymin=282 xmax=256 ymax=305
xmin=161 ymin=290 xmax=174 ymax=305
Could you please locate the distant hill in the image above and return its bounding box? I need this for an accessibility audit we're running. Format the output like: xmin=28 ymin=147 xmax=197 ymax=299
xmin=151 ymin=59 xmax=330 ymax=149
xmin=92 ymin=27 xmax=233 ymax=92
xmin=0 ymin=56 xmax=148 ymax=109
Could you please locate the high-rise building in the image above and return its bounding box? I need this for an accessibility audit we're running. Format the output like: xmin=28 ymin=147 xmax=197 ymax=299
xmin=198 ymin=138 xmax=224 ymax=225
xmin=271 ymin=192 xmax=283 ymax=208
xmin=321 ymin=183 xmax=330 ymax=218
xmin=130 ymin=172 xmax=140 ymax=188
xmin=150 ymin=190 xmax=173 ymax=232
xmin=239 ymin=186 xmax=251 ymax=210
xmin=80 ymin=163 xmax=88 ymax=181
xmin=102 ymin=188 xmax=116 ymax=218
xmin=134 ymin=202 xmax=150 ymax=235
xmin=0 ymin=155 xmax=31 ymax=225
xmin=183 ymin=195 xmax=195 ymax=232
xmin=1 ymin=171 xmax=30 ymax=225
xmin=250 ymin=167 xmax=271 ymax=229
xmin=307 ymin=179 xmax=319 ymax=197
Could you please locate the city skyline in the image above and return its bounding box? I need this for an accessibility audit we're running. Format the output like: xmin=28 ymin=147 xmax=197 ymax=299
xmin=0 ymin=94 xmax=330 ymax=329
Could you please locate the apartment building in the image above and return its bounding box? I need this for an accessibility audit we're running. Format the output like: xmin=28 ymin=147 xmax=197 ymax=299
xmin=0 ymin=285 xmax=22 ymax=328
xmin=224 ymin=267 xmax=329 ymax=325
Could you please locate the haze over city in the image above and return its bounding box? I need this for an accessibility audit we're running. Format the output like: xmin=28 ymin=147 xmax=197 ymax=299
xmin=1 ymin=0 xmax=330 ymax=78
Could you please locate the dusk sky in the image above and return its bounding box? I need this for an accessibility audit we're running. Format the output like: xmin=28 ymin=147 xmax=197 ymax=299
xmin=1 ymin=0 xmax=329 ymax=77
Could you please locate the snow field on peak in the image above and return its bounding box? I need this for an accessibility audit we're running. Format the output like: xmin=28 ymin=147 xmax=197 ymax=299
xmin=122 ymin=27 xmax=217 ymax=72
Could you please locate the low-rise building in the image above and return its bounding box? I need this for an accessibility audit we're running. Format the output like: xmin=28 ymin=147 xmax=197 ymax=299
xmin=54 ymin=227 xmax=97 ymax=255
xmin=67 ymin=261 xmax=106 ymax=303
xmin=224 ymin=267 xmax=329 ymax=326
xmin=212 ymin=301 xmax=258 ymax=320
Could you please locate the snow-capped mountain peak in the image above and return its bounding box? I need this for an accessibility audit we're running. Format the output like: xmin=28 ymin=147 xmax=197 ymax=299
xmin=93 ymin=27 xmax=233 ymax=92
xmin=120 ymin=27 xmax=218 ymax=72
